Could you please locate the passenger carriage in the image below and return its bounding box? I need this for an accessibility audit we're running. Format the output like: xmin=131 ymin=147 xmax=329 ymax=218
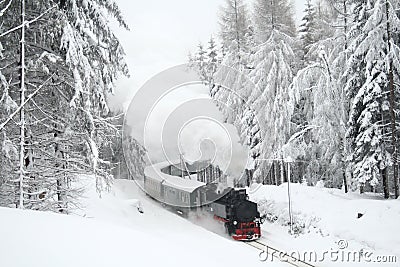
xmin=143 ymin=161 xmax=206 ymax=208
xmin=143 ymin=161 xmax=262 ymax=240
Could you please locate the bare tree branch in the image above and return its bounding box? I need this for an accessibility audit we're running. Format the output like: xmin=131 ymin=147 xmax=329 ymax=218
xmin=0 ymin=73 xmax=55 ymax=131
xmin=0 ymin=6 xmax=55 ymax=38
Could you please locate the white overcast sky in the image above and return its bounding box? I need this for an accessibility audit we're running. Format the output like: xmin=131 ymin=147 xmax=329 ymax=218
xmin=108 ymin=0 xmax=306 ymax=110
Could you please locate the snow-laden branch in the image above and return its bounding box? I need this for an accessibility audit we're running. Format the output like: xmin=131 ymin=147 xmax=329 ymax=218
xmin=0 ymin=6 xmax=55 ymax=38
xmin=0 ymin=73 xmax=55 ymax=131
xmin=0 ymin=0 xmax=12 ymax=17
xmin=286 ymin=125 xmax=321 ymax=144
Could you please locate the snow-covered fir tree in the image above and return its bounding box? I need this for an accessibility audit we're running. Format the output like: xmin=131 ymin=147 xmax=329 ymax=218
xmin=287 ymin=0 xmax=353 ymax=189
xmin=345 ymin=0 xmax=400 ymax=198
xmin=0 ymin=0 xmax=130 ymax=211
xmin=219 ymin=0 xmax=252 ymax=62
xmin=188 ymin=37 xmax=224 ymax=87
xmin=253 ymin=0 xmax=297 ymax=41
xmin=203 ymin=0 xmax=298 ymax=185
xmin=299 ymin=0 xmax=317 ymax=58
xmin=249 ymin=29 xmax=297 ymax=183
xmin=187 ymin=0 xmax=400 ymax=198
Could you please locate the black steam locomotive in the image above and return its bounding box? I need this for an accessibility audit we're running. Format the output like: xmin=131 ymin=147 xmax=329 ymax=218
xmin=143 ymin=161 xmax=262 ymax=241
xmin=204 ymin=185 xmax=262 ymax=240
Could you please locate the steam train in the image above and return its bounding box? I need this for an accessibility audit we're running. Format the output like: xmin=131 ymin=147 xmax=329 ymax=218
xmin=209 ymin=186 xmax=262 ymax=240
xmin=143 ymin=161 xmax=262 ymax=241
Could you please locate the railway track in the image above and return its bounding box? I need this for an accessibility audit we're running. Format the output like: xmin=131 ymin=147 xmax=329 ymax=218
xmin=246 ymin=240 xmax=317 ymax=267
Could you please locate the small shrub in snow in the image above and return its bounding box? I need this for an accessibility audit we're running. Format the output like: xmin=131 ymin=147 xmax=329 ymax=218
xmin=315 ymin=180 xmax=325 ymax=188
xmin=256 ymin=196 xmax=323 ymax=237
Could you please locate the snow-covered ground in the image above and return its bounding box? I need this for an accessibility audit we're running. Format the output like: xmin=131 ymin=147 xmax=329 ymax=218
xmin=0 ymin=177 xmax=290 ymax=267
xmin=2 ymin=177 xmax=399 ymax=267
xmin=250 ymin=183 xmax=400 ymax=266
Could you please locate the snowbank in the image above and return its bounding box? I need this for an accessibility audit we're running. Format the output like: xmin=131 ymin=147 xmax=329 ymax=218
xmin=249 ymin=183 xmax=400 ymax=260
xmin=0 ymin=206 xmax=196 ymax=267
xmin=0 ymin=178 xmax=290 ymax=267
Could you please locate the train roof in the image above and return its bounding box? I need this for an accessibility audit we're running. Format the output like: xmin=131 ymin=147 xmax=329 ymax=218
xmin=144 ymin=161 xmax=206 ymax=193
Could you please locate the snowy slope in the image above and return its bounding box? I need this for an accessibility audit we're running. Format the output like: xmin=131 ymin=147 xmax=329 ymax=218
xmin=250 ymin=183 xmax=400 ymax=266
xmin=0 ymin=177 xmax=290 ymax=267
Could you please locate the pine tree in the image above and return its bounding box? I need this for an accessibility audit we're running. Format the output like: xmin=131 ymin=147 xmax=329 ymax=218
xmin=188 ymin=38 xmax=223 ymax=86
xmin=345 ymin=0 xmax=400 ymax=198
xmin=253 ymin=0 xmax=297 ymax=42
xmin=123 ymin=134 xmax=147 ymax=180
xmin=206 ymin=36 xmax=219 ymax=84
xmin=0 ymin=0 xmax=129 ymax=210
xmin=202 ymin=0 xmax=298 ymax=184
xmin=285 ymin=0 xmax=354 ymax=190
xmin=299 ymin=0 xmax=317 ymax=58
xmin=249 ymin=30 xmax=297 ymax=181
xmin=384 ymin=0 xmax=400 ymax=198
xmin=219 ymin=0 xmax=251 ymax=61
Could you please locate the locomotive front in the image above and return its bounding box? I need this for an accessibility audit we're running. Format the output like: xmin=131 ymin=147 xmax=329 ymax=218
xmin=210 ymin=188 xmax=262 ymax=241
xmin=229 ymin=199 xmax=262 ymax=240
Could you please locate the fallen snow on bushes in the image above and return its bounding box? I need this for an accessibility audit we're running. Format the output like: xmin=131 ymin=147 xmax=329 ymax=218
xmin=249 ymin=182 xmax=400 ymax=266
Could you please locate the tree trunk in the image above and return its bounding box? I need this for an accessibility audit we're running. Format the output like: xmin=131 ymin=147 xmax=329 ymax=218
xmin=385 ymin=0 xmax=399 ymax=198
xmin=382 ymin=167 xmax=390 ymax=199
xmin=282 ymin=160 xmax=287 ymax=183
xmin=234 ymin=0 xmax=240 ymax=61
xmin=267 ymin=165 xmax=272 ymax=185
xmin=271 ymin=0 xmax=275 ymax=30
xmin=280 ymin=159 xmax=284 ymax=185
xmin=342 ymin=169 xmax=348 ymax=193
xmin=341 ymin=0 xmax=349 ymax=194
xmin=270 ymin=162 xmax=275 ymax=185
xmin=341 ymin=138 xmax=348 ymax=193
xmin=56 ymin=176 xmax=67 ymax=213
xmin=18 ymin=0 xmax=26 ymax=209
xmin=388 ymin=62 xmax=398 ymax=198
xmin=343 ymin=0 xmax=348 ymax=51
xmin=55 ymin=135 xmax=68 ymax=213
